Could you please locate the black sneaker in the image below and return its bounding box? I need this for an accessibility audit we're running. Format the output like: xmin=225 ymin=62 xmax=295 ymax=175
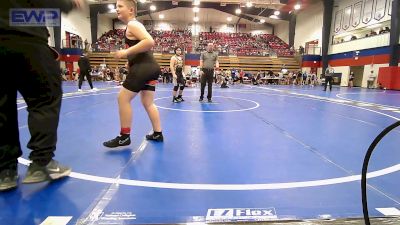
xmin=208 ymin=99 xmax=213 ymax=103
xmin=22 ymin=160 xmax=71 ymax=184
xmin=146 ymin=132 xmax=164 ymax=142
xmin=103 ymin=135 xmax=131 ymax=148
xmin=172 ymin=97 xmax=180 ymax=103
xmin=176 ymin=96 xmax=184 ymax=102
xmin=199 ymin=97 xmax=204 ymax=102
xmin=0 ymin=169 xmax=18 ymax=191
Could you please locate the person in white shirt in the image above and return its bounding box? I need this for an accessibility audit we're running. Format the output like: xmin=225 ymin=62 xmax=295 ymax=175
xmin=324 ymin=65 xmax=334 ymax=91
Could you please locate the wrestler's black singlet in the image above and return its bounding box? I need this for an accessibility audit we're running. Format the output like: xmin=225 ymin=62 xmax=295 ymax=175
xmin=123 ymin=22 xmax=161 ymax=92
xmin=173 ymin=55 xmax=185 ymax=85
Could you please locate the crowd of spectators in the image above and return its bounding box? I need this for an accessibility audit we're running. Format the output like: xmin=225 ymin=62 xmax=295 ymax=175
xmin=91 ymin=29 xmax=293 ymax=56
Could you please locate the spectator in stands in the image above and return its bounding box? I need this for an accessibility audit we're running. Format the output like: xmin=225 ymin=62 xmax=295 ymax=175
xmin=220 ymin=73 xmax=230 ymax=88
xmin=61 ymin=68 xmax=68 ymax=81
xmin=310 ymin=73 xmax=317 ymax=87
xmin=296 ymin=71 xmax=302 ymax=85
xmin=65 ymin=67 xmax=72 ymax=80
xmin=292 ymin=72 xmax=297 ymax=85
xmin=71 ymin=36 xmax=77 ymax=48
xmin=252 ymin=72 xmax=261 ymax=85
xmin=191 ymin=68 xmax=199 ymax=84
xmin=199 ymin=43 xmax=219 ymax=102
xmin=105 ymin=68 xmax=115 ymax=81
xmin=113 ymin=67 xmax=120 ymax=82
xmin=299 ymin=46 xmax=304 ymax=55
xmin=302 ymin=72 xmax=308 ymax=85
xmin=170 ymin=47 xmax=185 ymax=103
xmin=239 ymin=70 xmax=245 ymax=83
xmin=287 ymin=71 xmax=293 ymax=85
xmin=166 ymin=67 xmax=172 ymax=83
xmin=119 ymin=65 xmax=128 ymax=84
xmin=78 ymin=52 xmax=97 ymax=92
xmin=289 ymin=46 xmax=295 ymax=55
xmin=61 ymin=69 xmax=68 ymax=81
xmin=351 ymin=35 xmax=357 ymax=40
xmin=161 ymin=67 xmax=168 ymax=83
xmin=379 ymin=27 xmax=390 ymax=34
xmin=77 ymin=36 xmax=82 ymax=49
xmin=377 ymin=82 xmax=386 ymax=90
xmin=231 ymin=70 xmax=239 ymax=84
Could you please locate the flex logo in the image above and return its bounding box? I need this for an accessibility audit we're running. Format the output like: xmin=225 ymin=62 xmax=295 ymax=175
xmin=206 ymin=208 xmax=277 ymax=222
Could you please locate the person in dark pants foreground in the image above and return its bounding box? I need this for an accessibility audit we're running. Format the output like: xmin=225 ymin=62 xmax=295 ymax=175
xmin=0 ymin=0 xmax=85 ymax=191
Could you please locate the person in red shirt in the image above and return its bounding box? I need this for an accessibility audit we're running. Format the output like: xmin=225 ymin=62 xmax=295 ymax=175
xmin=239 ymin=70 xmax=244 ymax=83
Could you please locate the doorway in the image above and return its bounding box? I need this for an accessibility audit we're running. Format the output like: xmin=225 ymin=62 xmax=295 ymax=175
xmin=349 ymin=66 xmax=364 ymax=87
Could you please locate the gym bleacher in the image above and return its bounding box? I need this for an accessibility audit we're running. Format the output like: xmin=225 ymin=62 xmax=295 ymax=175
xmin=89 ymin=29 xmax=300 ymax=75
